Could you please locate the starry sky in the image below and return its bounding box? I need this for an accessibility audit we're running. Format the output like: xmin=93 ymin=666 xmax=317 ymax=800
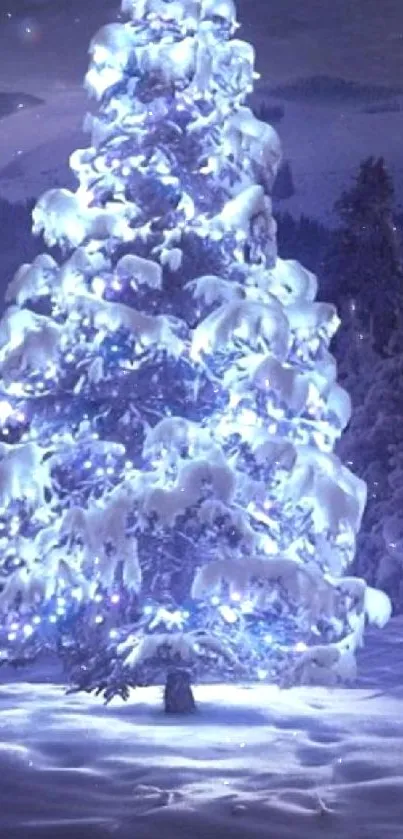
xmin=1 ymin=0 xmax=403 ymax=95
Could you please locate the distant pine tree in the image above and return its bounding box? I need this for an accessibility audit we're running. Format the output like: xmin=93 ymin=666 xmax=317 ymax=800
xmin=329 ymin=161 xmax=403 ymax=613
xmin=324 ymin=157 xmax=403 ymax=355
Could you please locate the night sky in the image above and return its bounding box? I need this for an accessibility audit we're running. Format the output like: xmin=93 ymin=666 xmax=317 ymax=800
xmin=1 ymin=0 xmax=403 ymax=93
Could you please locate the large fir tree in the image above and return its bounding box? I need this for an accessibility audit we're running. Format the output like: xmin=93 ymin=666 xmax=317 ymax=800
xmin=0 ymin=0 xmax=390 ymax=710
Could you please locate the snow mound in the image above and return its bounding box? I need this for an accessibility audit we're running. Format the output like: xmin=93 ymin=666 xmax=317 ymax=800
xmin=0 ymin=619 xmax=403 ymax=838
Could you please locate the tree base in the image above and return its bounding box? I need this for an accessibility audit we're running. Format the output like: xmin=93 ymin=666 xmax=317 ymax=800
xmin=164 ymin=669 xmax=196 ymax=714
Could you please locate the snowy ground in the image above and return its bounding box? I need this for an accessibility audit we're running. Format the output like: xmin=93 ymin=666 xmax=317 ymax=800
xmin=1 ymin=618 xmax=403 ymax=838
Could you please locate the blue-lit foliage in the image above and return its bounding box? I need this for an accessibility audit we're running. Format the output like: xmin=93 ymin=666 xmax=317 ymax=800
xmin=0 ymin=0 xmax=391 ymax=699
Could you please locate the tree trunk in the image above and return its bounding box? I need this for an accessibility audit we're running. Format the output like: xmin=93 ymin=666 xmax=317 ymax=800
xmin=164 ymin=669 xmax=196 ymax=714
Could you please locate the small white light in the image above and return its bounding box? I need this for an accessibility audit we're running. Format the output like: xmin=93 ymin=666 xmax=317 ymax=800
xmin=92 ymin=276 xmax=106 ymax=297
xmin=239 ymin=408 xmax=256 ymax=426
xmin=294 ymin=641 xmax=308 ymax=652
xmin=219 ymin=605 xmax=238 ymax=624
xmin=0 ymin=400 xmax=14 ymax=425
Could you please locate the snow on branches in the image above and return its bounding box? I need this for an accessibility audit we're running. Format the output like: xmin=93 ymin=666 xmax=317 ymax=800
xmin=33 ymin=189 xmax=139 ymax=249
xmin=191 ymin=298 xmax=290 ymax=360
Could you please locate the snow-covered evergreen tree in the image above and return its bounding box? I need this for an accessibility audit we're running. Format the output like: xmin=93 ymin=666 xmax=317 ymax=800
xmin=0 ymin=0 xmax=391 ymax=709
xmin=339 ymin=350 xmax=403 ymax=614
xmin=324 ymin=157 xmax=403 ymax=356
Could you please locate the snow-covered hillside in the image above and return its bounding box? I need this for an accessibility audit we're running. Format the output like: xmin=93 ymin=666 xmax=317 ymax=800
xmin=0 ymin=618 xmax=402 ymax=838
xmin=0 ymin=0 xmax=403 ymax=221
xmin=0 ymin=79 xmax=400 ymax=225
xmin=1 ymin=80 xmax=403 ymax=223
xmin=0 ymin=87 xmax=87 ymax=201
xmin=261 ymin=88 xmax=403 ymax=222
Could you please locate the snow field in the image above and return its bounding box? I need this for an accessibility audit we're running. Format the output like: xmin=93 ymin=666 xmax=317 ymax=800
xmin=0 ymin=619 xmax=402 ymax=838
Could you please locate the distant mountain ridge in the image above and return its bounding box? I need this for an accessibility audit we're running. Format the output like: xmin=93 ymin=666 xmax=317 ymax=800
xmin=259 ymin=75 xmax=403 ymax=107
xmin=0 ymin=92 xmax=44 ymax=120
